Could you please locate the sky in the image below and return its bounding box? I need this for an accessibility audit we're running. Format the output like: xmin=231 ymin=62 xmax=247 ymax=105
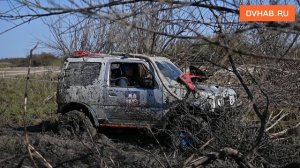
xmin=0 ymin=1 xmax=53 ymax=59
xmin=0 ymin=0 xmax=298 ymax=58
xmin=0 ymin=19 xmax=52 ymax=58
xmin=0 ymin=0 xmax=97 ymax=59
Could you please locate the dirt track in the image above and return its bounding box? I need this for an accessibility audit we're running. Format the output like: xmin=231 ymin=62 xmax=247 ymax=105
xmin=0 ymin=66 xmax=60 ymax=77
xmin=0 ymin=122 xmax=172 ymax=168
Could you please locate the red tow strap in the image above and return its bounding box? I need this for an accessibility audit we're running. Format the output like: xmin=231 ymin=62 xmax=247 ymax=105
xmin=179 ymin=73 xmax=205 ymax=93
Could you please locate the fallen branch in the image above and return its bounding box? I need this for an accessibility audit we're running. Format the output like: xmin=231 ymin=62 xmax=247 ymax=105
xmin=184 ymin=147 xmax=253 ymax=168
xmin=28 ymin=144 xmax=53 ymax=168
xmin=266 ymin=112 xmax=289 ymax=132
xmin=199 ymin=138 xmax=214 ymax=151
xmin=270 ymin=110 xmax=284 ymax=122
xmin=270 ymin=122 xmax=300 ymax=139
xmin=43 ymin=92 xmax=56 ymax=104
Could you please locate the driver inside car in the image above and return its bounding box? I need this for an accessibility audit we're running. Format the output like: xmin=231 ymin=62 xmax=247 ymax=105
xmin=118 ymin=64 xmax=139 ymax=87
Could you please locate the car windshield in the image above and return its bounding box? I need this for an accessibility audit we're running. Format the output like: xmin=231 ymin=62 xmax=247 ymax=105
xmin=155 ymin=61 xmax=182 ymax=82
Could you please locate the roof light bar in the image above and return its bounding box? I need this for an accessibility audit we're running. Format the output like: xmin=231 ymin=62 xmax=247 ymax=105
xmin=73 ymin=51 xmax=104 ymax=57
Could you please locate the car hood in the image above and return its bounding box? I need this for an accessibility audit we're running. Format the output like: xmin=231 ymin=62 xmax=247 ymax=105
xmin=196 ymin=84 xmax=237 ymax=98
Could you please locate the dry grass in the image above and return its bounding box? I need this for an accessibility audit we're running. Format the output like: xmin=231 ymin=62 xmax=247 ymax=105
xmin=0 ymin=73 xmax=58 ymax=126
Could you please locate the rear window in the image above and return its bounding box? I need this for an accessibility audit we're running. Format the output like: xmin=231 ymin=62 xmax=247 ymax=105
xmin=64 ymin=62 xmax=101 ymax=86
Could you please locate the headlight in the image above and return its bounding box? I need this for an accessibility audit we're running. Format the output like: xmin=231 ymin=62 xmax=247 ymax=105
xmin=229 ymin=95 xmax=235 ymax=105
xmin=216 ymin=96 xmax=224 ymax=106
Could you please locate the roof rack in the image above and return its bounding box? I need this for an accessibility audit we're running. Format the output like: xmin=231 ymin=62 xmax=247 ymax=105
xmin=72 ymin=51 xmax=153 ymax=59
xmin=110 ymin=52 xmax=153 ymax=58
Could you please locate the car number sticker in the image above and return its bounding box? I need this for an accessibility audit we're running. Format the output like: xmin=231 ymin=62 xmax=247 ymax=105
xmin=125 ymin=91 xmax=140 ymax=106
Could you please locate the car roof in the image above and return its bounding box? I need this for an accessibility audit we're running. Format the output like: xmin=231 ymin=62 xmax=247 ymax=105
xmin=65 ymin=54 xmax=170 ymax=63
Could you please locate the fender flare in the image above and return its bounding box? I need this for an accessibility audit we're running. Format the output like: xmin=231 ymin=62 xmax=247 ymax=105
xmin=58 ymin=102 xmax=101 ymax=127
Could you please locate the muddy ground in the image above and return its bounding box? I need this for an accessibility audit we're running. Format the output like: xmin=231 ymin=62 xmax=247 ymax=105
xmin=1 ymin=120 xmax=298 ymax=168
xmin=0 ymin=122 xmax=184 ymax=168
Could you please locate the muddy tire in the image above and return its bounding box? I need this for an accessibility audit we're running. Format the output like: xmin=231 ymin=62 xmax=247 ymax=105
xmin=58 ymin=110 xmax=97 ymax=139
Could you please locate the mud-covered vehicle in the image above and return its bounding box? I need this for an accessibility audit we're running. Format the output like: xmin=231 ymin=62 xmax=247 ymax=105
xmin=57 ymin=51 xmax=238 ymax=137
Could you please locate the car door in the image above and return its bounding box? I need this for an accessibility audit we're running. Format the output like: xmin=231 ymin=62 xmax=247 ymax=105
xmin=102 ymin=60 xmax=164 ymax=124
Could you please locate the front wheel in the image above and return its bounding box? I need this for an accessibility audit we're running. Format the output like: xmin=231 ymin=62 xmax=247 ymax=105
xmin=58 ymin=110 xmax=97 ymax=139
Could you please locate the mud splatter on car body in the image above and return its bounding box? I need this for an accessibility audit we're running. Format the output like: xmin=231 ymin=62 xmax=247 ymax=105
xmin=57 ymin=53 xmax=238 ymax=128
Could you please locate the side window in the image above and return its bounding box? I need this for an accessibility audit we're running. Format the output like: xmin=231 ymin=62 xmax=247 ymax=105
xmin=109 ymin=62 xmax=156 ymax=88
xmin=64 ymin=62 xmax=101 ymax=86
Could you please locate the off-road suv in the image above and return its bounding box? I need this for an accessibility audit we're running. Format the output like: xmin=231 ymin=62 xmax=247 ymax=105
xmin=57 ymin=51 xmax=238 ymax=137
